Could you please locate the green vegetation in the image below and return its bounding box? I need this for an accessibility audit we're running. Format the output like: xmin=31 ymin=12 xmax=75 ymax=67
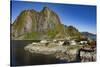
xmin=66 ymin=45 xmax=81 ymax=50
xmin=47 ymin=29 xmax=57 ymax=39
xmin=24 ymin=32 xmax=41 ymax=40
xmin=65 ymin=26 xmax=80 ymax=36
xmin=13 ymin=10 xmax=27 ymax=29
xmin=12 ymin=7 xmax=84 ymax=40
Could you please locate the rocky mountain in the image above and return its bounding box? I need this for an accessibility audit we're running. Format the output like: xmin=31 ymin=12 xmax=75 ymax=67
xmin=81 ymin=32 xmax=96 ymax=40
xmin=11 ymin=6 xmax=81 ymax=40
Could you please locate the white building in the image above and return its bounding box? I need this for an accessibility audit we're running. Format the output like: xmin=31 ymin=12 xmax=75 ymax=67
xmin=70 ymin=40 xmax=77 ymax=45
xmin=79 ymin=41 xmax=88 ymax=45
xmin=40 ymin=40 xmax=48 ymax=44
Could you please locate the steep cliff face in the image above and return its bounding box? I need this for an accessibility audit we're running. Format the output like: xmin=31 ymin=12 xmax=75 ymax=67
xmin=12 ymin=7 xmax=63 ymax=40
xmin=11 ymin=6 xmax=82 ymax=40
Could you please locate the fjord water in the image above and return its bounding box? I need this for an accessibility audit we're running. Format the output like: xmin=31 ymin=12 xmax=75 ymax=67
xmin=11 ymin=40 xmax=68 ymax=66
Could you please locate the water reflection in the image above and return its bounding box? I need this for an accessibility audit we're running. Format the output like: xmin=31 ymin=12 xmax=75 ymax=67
xmin=11 ymin=40 xmax=68 ymax=66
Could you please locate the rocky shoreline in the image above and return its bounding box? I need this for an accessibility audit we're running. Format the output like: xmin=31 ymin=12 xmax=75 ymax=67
xmin=24 ymin=42 xmax=80 ymax=62
xmin=24 ymin=41 xmax=96 ymax=62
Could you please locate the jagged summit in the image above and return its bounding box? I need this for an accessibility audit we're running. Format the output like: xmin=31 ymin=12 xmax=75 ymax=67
xmin=12 ymin=6 xmax=63 ymax=40
xmin=42 ymin=6 xmax=50 ymax=10
xmin=11 ymin=6 xmax=81 ymax=40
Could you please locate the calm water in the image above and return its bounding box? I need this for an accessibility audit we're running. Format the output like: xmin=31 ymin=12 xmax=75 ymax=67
xmin=11 ymin=40 xmax=69 ymax=66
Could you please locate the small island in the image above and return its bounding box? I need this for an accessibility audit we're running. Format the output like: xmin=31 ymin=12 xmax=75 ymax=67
xmin=24 ymin=39 xmax=96 ymax=62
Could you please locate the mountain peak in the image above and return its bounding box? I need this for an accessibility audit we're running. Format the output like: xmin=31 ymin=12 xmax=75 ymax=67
xmin=43 ymin=6 xmax=50 ymax=10
xmin=12 ymin=6 xmax=62 ymax=40
xmin=41 ymin=6 xmax=51 ymax=12
xmin=21 ymin=9 xmax=36 ymax=12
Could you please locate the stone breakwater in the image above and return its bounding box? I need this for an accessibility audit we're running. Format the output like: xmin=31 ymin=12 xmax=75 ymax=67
xmin=24 ymin=42 xmax=96 ymax=62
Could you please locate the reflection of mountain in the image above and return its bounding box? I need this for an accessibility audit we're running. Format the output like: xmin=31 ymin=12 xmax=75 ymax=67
xmin=11 ymin=6 xmax=93 ymax=40
xmin=81 ymin=32 xmax=96 ymax=40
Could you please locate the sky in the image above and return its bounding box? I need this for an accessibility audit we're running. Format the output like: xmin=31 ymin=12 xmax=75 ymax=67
xmin=11 ymin=1 xmax=96 ymax=34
